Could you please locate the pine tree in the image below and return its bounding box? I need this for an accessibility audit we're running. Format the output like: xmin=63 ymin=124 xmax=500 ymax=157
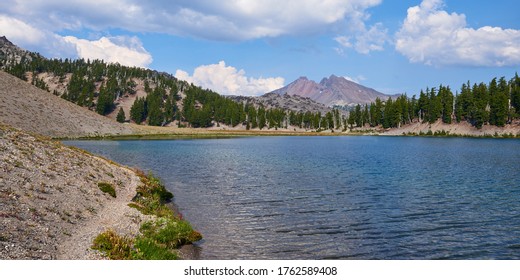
xmin=147 ymin=87 xmax=165 ymax=126
xmin=362 ymin=105 xmax=370 ymax=128
xmin=130 ymin=97 xmax=147 ymax=124
xmin=489 ymin=77 xmax=509 ymax=126
xmin=455 ymin=82 xmax=472 ymax=122
xmin=373 ymin=98 xmax=383 ymax=126
xmin=472 ymin=82 xmax=490 ymax=128
xmin=418 ymin=90 xmax=429 ymax=122
xmin=382 ymin=98 xmax=394 ymax=129
xmin=510 ymin=73 xmax=520 ymax=116
xmin=439 ymin=85 xmax=454 ymax=124
xmin=258 ymin=106 xmax=266 ymax=130
xmin=116 ymin=107 xmax=126 ymax=123
xmin=96 ymin=85 xmax=115 ymax=115
xmin=428 ymin=88 xmax=441 ymax=123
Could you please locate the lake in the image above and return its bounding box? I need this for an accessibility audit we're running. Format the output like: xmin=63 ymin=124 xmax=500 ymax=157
xmin=64 ymin=136 xmax=520 ymax=259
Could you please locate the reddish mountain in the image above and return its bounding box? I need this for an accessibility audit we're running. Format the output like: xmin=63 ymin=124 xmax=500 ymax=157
xmin=271 ymin=75 xmax=393 ymax=107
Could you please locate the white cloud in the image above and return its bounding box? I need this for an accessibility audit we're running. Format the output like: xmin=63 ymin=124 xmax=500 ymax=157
xmin=0 ymin=15 xmax=45 ymax=44
xmin=0 ymin=14 xmax=77 ymax=58
xmin=63 ymin=36 xmax=152 ymax=68
xmin=0 ymin=14 xmax=152 ymax=68
xmin=395 ymin=0 xmax=520 ymax=67
xmin=175 ymin=61 xmax=284 ymax=96
xmin=354 ymin=23 xmax=387 ymax=54
xmin=2 ymin=1 xmax=387 ymax=60
xmin=0 ymin=0 xmax=383 ymax=41
xmin=333 ymin=18 xmax=388 ymax=55
xmin=335 ymin=36 xmax=353 ymax=49
xmin=344 ymin=75 xmax=366 ymax=84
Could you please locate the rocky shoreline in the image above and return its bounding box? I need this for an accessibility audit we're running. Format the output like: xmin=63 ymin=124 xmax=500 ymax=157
xmin=381 ymin=119 xmax=520 ymax=137
xmin=0 ymin=124 xmax=148 ymax=259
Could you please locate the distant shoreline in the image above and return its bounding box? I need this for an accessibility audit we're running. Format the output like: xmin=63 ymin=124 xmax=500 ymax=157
xmin=59 ymin=121 xmax=520 ymax=141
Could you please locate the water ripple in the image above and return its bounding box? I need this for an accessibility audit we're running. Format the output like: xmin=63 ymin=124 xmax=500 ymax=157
xmin=65 ymin=137 xmax=520 ymax=259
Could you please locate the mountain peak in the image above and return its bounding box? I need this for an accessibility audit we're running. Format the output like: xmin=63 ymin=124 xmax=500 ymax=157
xmin=270 ymin=75 xmax=390 ymax=107
xmin=0 ymin=36 xmax=38 ymax=68
xmin=0 ymin=36 xmax=12 ymax=45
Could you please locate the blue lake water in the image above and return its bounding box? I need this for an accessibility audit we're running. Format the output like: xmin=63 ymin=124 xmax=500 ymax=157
xmin=64 ymin=136 xmax=520 ymax=259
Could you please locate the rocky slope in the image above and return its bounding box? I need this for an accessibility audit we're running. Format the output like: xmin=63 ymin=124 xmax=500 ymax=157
xmin=271 ymin=75 xmax=393 ymax=107
xmin=0 ymin=36 xmax=39 ymax=67
xmin=228 ymin=92 xmax=340 ymax=115
xmin=0 ymin=124 xmax=146 ymax=259
xmin=0 ymin=71 xmax=137 ymax=138
xmin=381 ymin=119 xmax=520 ymax=137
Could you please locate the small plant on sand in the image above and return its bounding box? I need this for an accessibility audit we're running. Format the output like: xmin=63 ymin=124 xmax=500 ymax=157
xmin=137 ymin=172 xmax=173 ymax=202
xmin=91 ymin=229 xmax=133 ymax=260
xmin=98 ymin=182 xmax=116 ymax=198
xmin=132 ymin=237 xmax=179 ymax=260
xmin=139 ymin=218 xmax=202 ymax=249
xmin=129 ymin=173 xmax=174 ymax=217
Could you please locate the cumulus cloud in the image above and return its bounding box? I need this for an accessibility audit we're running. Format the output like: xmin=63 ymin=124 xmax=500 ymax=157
xmin=0 ymin=14 xmax=77 ymax=58
xmin=0 ymin=0 xmax=383 ymax=41
xmin=63 ymin=36 xmax=152 ymax=68
xmin=395 ymin=0 xmax=520 ymax=66
xmin=335 ymin=22 xmax=388 ymax=55
xmin=0 ymin=15 xmax=45 ymax=44
xmin=2 ymin=1 xmax=387 ymax=59
xmin=0 ymin=14 xmax=152 ymax=67
xmin=354 ymin=23 xmax=388 ymax=54
xmin=175 ymin=61 xmax=284 ymax=96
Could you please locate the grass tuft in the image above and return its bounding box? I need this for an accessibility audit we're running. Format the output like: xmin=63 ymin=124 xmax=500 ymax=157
xmin=139 ymin=218 xmax=201 ymax=249
xmin=91 ymin=229 xmax=133 ymax=260
xmin=132 ymin=237 xmax=179 ymax=260
xmin=98 ymin=182 xmax=116 ymax=198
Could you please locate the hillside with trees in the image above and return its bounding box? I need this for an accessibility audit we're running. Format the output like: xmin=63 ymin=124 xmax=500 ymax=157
xmin=0 ymin=37 xmax=345 ymax=132
xmin=347 ymin=75 xmax=520 ymax=131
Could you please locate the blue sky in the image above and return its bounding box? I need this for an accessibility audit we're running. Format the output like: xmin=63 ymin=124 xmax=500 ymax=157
xmin=1 ymin=0 xmax=519 ymax=96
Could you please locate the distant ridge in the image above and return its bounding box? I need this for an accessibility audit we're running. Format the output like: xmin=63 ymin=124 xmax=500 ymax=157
xmin=227 ymin=92 xmax=337 ymax=115
xmin=271 ymin=75 xmax=395 ymax=107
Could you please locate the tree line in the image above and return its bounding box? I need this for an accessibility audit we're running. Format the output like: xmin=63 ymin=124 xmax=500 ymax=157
xmin=347 ymin=74 xmax=520 ymax=129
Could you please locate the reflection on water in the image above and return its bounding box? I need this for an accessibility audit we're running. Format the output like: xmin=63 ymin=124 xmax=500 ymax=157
xmin=65 ymin=136 xmax=520 ymax=259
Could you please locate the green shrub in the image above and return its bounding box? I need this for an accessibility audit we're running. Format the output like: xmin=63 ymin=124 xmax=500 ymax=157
xmin=98 ymin=182 xmax=116 ymax=198
xmin=91 ymin=229 xmax=133 ymax=260
xmin=132 ymin=237 xmax=178 ymax=260
xmin=136 ymin=173 xmax=173 ymax=202
xmin=131 ymin=173 xmax=175 ymax=217
xmin=139 ymin=218 xmax=201 ymax=249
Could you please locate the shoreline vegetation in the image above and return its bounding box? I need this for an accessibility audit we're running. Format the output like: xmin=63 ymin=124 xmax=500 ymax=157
xmin=92 ymin=171 xmax=202 ymax=260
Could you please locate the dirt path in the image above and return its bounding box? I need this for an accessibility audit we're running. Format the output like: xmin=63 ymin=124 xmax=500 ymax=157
xmin=56 ymin=167 xmax=148 ymax=259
